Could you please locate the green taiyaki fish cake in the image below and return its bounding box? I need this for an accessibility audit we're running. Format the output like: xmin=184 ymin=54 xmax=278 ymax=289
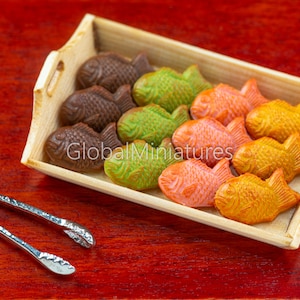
xmin=132 ymin=64 xmax=212 ymax=112
xmin=104 ymin=138 xmax=181 ymax=190
xmin=117 ymin=104 xmax=190 ymax=147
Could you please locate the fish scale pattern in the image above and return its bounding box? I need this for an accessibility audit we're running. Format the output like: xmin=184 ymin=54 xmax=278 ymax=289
xmin=83 ymin=96 xmax=121 ymax=129
xmin=102 ymin=62 xmax=138 ymax=87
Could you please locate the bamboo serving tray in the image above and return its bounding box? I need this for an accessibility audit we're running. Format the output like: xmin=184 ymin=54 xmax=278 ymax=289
xmin=21 ymin=13 xmax=300 ymax=249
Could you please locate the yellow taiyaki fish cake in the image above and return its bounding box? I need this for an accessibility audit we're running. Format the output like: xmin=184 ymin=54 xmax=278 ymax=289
xmin=214 ymin=169 xmax=300 ymax=225
xmin=232 ymin=133 xmax=300 ymax=182
xmin=246 ymin=99 xmax=300 ymax=142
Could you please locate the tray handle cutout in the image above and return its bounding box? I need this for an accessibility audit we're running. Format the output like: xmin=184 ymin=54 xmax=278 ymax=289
xmin=46 ymin=60 xmax=64 ymax=97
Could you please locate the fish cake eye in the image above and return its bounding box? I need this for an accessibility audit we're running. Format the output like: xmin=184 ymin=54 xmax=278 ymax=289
xmin=55 ymin=132 xmax=66 ymax=140
xmin=238 ymin=147 xmax=253 ymax=159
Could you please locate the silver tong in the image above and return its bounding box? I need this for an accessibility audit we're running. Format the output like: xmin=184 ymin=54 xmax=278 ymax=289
xmin=0 ymin=225 xmax=76 ymax=275
xmin=0 ymin=194 xmax=96 ymax=275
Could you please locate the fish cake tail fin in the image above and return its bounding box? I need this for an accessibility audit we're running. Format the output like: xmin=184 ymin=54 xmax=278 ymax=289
xmin=212 ymin=158 xmax=234 ymax=183
xmin=284 ymin=132 xmax=300 ymax=173
xmin=266 ymin=168 xmax=300 ymax=212
xmin=240 ymin=78 xmax=269 ymax=108
xmin=100 ymin=122 xmax=123 ymax=156
xmin=172 ymin=105 xmax=190 ymax=126
xmin=132 ymin=52 xmax=154 ymax=76
xmin=113 ymin=84 xmax=136 ymax=113
xmin=182 ymin=64 xmax=213 ymax=94
xmin=227 ymin=117 xmax=252 ymax=149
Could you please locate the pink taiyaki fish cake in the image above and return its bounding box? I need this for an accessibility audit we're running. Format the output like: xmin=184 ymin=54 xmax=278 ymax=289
xmin=76 ymin=52 xmax=154 ymax=92
xmin=159 ymin=158 xmax=234 ymax=207
xmin=190 ymin=78 xmax=269 ymax=125
xmin=45 ymin=122 xmax=122 ymax=172
xmin=60 ymin=85 xmax=136 ymax=132
xmin=172 ymin=117 xmax=251 ymax=167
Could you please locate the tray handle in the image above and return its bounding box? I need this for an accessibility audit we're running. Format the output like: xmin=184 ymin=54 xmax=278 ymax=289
xmin=21 ymin=14 xmax=97 ymax=165
xmin=46 ymin=59 xmax=64 ymax=97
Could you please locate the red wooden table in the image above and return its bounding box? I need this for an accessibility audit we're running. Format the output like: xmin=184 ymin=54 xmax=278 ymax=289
xmin=1 ymin=0 xmax=300 ymax=298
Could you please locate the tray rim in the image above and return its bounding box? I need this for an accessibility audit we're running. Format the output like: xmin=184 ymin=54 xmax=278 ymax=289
xmin=21 ymin=13 xmax=300 ymax=250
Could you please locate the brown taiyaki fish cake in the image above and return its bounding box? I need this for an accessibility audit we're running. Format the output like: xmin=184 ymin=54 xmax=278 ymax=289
xmin=76 ymin=52 xmax=154 ymax=92
xmin=45 ymin=122 xmax=122 ymax=172
xmin=59 ymin=84 xmax=136 ymax=132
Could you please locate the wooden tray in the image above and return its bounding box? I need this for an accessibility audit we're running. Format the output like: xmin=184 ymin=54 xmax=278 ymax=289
xmin=21 ymin=13 xmax=300 ymax=249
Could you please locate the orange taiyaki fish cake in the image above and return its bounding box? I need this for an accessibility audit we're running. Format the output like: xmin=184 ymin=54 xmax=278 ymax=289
xmin=214 ymin=169 xmax=300 ymax=225
xmin=232 ymin=133 xmax=300 ymax=182
xmin=190 ymin=78 xmax=269 ymax=125
xmin=159 ymin=159 xmax=234 ymax=208
xmin=172 ymin=116 xmax=251 ymax=167
xmin=246 ymin=99 xmax=300 ymax=142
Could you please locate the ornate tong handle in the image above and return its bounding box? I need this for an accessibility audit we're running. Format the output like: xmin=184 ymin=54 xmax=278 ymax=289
xmin=0 ymin=194 xmax=95 ymax=248
xmin=0 ymin=225 xmax=75 ymax=275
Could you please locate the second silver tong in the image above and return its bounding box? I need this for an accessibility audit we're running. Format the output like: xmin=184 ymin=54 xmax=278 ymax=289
xmin=0 ymin=194 xmax=95 ymax=249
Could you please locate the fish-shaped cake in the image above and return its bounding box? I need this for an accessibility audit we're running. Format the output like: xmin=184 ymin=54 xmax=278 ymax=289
xmin=45 ymin=122 xmax=122 ymax=172
xmin=246 ymin=99 xmax=300 ymax=142
xmin=214 ymin=169 xmax=300 ymax=225
xmin=76 ymin=52 xmax=154 ymax=92
xmin=159 ymin=158 xmax=234 ymax=207
xmin=172 ymin=117 xmax=251 ymax=167
xmin=117 ymin=104 xmax=190 ymax=147
xmin=104 ymin=138 xmax=180 ymax=190
xmin=190 ymin=78 xmax=269 ymax=125
xmin=132 ymin=64 xmax=212 ymax=112
xmin=232 ymin=133 xmax=300 ymax=182
xmin=59 ymin=85 xmax=136 ymax=132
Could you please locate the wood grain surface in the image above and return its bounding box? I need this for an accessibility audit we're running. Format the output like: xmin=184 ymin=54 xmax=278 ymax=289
xmin=0 ymin=0 xmax=300 ymax=299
